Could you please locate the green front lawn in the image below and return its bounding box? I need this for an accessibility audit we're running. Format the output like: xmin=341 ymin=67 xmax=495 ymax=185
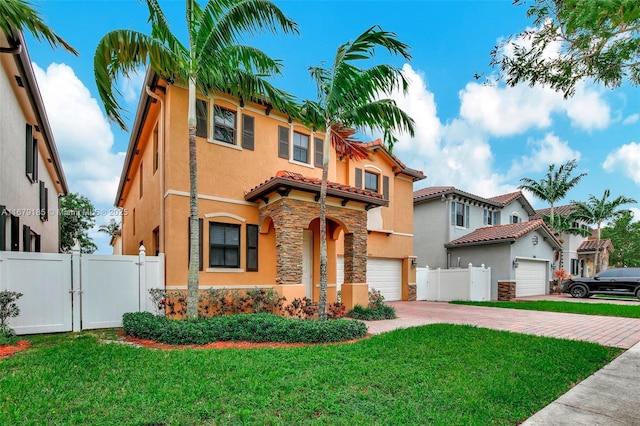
xmin=452 ymin=300 xmax=640 ymax=318
xmin=1 ymin=325 xmax=618 ymax=425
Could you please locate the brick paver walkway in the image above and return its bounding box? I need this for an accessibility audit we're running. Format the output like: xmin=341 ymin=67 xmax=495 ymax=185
xmin=365 ymin=301 xmax=640 ymax=348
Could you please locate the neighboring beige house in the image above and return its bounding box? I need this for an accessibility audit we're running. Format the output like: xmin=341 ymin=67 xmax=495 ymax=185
xmin=115 ymin=70 xmax=425 ymax=307
xmin=0 ymin=28 xmax=68 ymax=253
xmin=531 ymin=205 xmax=613 ymax=277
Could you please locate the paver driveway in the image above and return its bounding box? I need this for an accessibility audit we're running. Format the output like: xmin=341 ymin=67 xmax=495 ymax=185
xmin=365 ymin=301 xmax=640 ymax=348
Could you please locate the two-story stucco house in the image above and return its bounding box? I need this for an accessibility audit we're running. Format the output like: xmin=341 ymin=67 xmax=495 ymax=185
xmin=413 ymin=187 xmax=562 ymax=299
xmin=1 ymin=28 xmax=68 ymax=253
xmin=115 ymin=70 xmax=425 ymax=308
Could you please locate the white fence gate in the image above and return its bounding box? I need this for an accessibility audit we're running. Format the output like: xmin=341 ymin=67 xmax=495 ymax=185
xmin=0 ymin=246 xmax=164 ymax=335
xmin=416 ymin=264 xmax=491 ymax=302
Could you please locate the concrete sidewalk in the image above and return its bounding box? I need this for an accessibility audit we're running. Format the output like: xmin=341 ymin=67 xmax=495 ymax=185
xmin=366 ymin=301 xmax=640 ymax=425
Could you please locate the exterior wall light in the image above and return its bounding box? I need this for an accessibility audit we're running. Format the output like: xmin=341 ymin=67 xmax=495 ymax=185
xmin=532 ymin=235 xmax=539 ymax=245
xmin=513 ymin=259 xmax=519 ymax=268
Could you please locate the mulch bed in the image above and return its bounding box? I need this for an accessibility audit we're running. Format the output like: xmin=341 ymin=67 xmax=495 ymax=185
xmin=120 ymin=331 xmax=366 ymax=350
xmin=0 ymin=341 xmax=31 ymax=358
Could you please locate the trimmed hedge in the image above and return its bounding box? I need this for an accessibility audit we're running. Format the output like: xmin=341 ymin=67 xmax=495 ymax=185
xmin=348 ymin=304 xmax=397 ymax=321
xmin=123 ymin=312 xmax=367 ymax=345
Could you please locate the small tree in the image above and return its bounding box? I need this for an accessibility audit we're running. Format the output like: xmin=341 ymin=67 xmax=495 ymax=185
xmin=98 ymin=218 xmax=121 ymax=237
xmin=602 ymin=211 xmax=640 ymax=267
xmin=0 ymin=290 xmax=23 ymax=339
xmin=59 ymin=192 xmax=97 ymax=253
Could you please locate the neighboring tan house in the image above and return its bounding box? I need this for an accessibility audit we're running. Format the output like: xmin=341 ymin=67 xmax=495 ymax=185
xmin=0 ymin=28 xmax=68 ymax=253
xmin=115 ymin=70 xmax=425 ymax=307
xmin=531 ymin=205 xmax=613 ymax=277
xmin=414 ymin=187 xmax=561 ymax=299
xmin=577 ymin=238 xmax=614 ymax=277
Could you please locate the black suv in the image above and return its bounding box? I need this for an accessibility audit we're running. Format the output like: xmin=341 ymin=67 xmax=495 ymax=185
xmin=562 ymin=268 xmax=640 ymax=299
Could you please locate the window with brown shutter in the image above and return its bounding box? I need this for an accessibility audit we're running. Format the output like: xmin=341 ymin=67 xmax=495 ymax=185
xmin=278 ymin=126 xmax=289 ymax=159
xmin=213 ymin=105 xmax=236 ymax=144
xmin=209 ymin=222 xmax=240 ymax=268
xmin=383 ymin=176 xmax=389 ymax=200
xmin=242 ymin=114 xmax=255 ymax=150
xmin=246 ymin=224 xmax=258 ymax=271
xmin=25 ymin=124 xmax=38 ymax=183
xmin=314 ymin=137 xmax=323 ymax=167
xmin=355 ymin=168 xmax=363 ymax=189
xmin=196 ymin=99 xmax=208 ymax=138
xmin=10 ymin=215 xmax=19 ymax=251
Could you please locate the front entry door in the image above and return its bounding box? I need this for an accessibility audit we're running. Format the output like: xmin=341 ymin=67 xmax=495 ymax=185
xmin=302 ymin=230 xmax=313 ymax=299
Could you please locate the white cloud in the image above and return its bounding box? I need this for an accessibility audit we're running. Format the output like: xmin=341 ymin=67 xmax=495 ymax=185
xmin=508 ymin=133 xmax=582 ymax=178
xmin=32 ymin=63 xmax=125 ymax=205
xmin=630 ymin=208 xmax=640 ymax=223
xmin=603 ymin=142 xmax=640 ymax=184
xmin=564 ymin=85 xmax=611 ymax=130
xmin=622 ymin=113 xmax=639 ymax=125
xmin=120 ymin=67 xmax=145 ymax=104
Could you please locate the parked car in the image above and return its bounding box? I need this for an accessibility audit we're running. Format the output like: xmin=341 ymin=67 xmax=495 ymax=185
xmin=562 ymin=268 xmax=640 ymax=299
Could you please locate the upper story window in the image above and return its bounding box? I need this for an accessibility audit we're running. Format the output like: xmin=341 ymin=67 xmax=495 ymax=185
xmin=209 ymin=222 xmax=240 ymax=268
xmin=510 ymin=214 xmax=521 ymax=224
xmin=451 ymin=201 xmax=470 ymax=228
xmin=293 ymin=132 xmax=309 ymax=163
xmin=483 ymin=209 xmax=499 ymax=226
xmin=25 ymin=124 xmax=38 ymax=183
xmin=213 ymin=105 xmax=236 ymax=145
xmin=364 ymin=171 xmax=379 ymax=192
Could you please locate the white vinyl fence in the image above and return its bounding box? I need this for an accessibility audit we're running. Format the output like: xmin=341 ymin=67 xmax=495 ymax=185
xmin=416 ymin=264 xmax=491 ymax=302
xmin=0 ymin=245 xmax=164 ymax=335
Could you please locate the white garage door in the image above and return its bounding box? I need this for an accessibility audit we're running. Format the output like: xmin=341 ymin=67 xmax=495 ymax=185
xmin=336 ymin=256 xmax=402 ymax=301
xmin=515 ymin=259 xmax=547 ymax=297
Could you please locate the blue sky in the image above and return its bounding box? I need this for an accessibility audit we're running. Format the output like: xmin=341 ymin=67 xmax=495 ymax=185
xmin=23 ymin=0 xmax=639 ymax=252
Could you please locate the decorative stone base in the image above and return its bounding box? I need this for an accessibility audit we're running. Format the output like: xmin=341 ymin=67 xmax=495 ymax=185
xmin=340 ymin=283 xmax=369 ymax=310
xmin=498 ymin=281 xmax=516 ymax=301
xmin=408 ymin=283 xmax=417 ymax=301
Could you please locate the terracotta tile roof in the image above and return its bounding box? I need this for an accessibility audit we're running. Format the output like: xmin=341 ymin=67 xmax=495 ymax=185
xmin=358 ymin=139 xmax=426 ymax=181
xmin=489 ymin=191 xmax=522 ymax=205
xmin=578 ymin=239 xmax=614 ymax=253
xmin=245 ymin=171 xmax=387 ymax=208
xmin=413 ymin=186 xmax=501 ymax=207
xmin=446 ymin=219 xmax=562 ymax=248
xmin=531 ymin=204 xmax=576 ymax=220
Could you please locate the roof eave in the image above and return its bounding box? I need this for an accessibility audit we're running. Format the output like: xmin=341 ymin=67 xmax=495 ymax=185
xmin=114 ymin=68 xmax=158 ymax=206
xmin=10 ymin=29 xmax=69 ymax=194
xmin=245 ymin=177 xmax=388 ymax=208
xmin=445 ymin=238 xmax=516 ymax=248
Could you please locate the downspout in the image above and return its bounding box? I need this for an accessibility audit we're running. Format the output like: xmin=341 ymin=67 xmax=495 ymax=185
xmin=145 ymin=86 xmax=165 ymax=254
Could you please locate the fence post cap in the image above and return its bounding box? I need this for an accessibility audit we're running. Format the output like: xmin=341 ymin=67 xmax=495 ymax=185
xmin=139 ymin=245 xmax=146 ymax=254
xmin=72 ymin=241 xmax=81 ymax=253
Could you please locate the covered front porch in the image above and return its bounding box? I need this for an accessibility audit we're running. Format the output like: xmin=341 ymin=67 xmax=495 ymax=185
xmin=246 ymin=171 xmax=388 ymax=309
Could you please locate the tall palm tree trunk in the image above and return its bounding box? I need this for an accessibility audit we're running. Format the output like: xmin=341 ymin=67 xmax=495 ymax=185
xmin=593 ymin=223 xmax=602 ymax=275
xmin=318 ymin=161 xmax=329 ymax=321
xmin=187 ymin=76 xmax=199 ymax=319
xmin=317 ymin=130 xmax=332 ymax=321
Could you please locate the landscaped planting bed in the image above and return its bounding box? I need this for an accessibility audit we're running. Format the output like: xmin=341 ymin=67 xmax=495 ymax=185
xmin=123 ymin=312 xmax=368 ymax=344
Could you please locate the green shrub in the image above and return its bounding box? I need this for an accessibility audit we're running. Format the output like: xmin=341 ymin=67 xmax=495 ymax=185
xmin=348 ymin=304 xmax=397 ymax=321
xmin=0 ymin=290 xmax=23 ymax=339
xmin=123 ymin=312 xmax=367 ymax=345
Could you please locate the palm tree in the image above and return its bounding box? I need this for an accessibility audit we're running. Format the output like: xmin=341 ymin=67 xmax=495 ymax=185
xmin=94 ymin=0 xmax=298 ymax=319
xmin=571 ymin=189 xmax=637 ymax=274
xmin=518 ymin=159 xmax=586 ymax=231
xmin=98 ymin=218 xmax=121 ymax=237
xmin=541 ymin=213 xmax=590 ymax=240
xmin=301 ymin=26 xmax=415 ymax=319
xmin=0 ymin=0 xmax=77 ymax=54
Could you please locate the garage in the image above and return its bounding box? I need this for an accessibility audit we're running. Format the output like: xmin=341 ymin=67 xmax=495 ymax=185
xmin=515 ymin=259 xmax=548 ymax=297
xmin=337 ymin=256 xmax=403 ymax=301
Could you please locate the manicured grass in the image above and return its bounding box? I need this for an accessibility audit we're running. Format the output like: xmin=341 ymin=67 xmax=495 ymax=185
xmin=0 ymin=325 xmax=619 ymax=425
xmin=452 ymin=300 xmax=640 ymax=318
